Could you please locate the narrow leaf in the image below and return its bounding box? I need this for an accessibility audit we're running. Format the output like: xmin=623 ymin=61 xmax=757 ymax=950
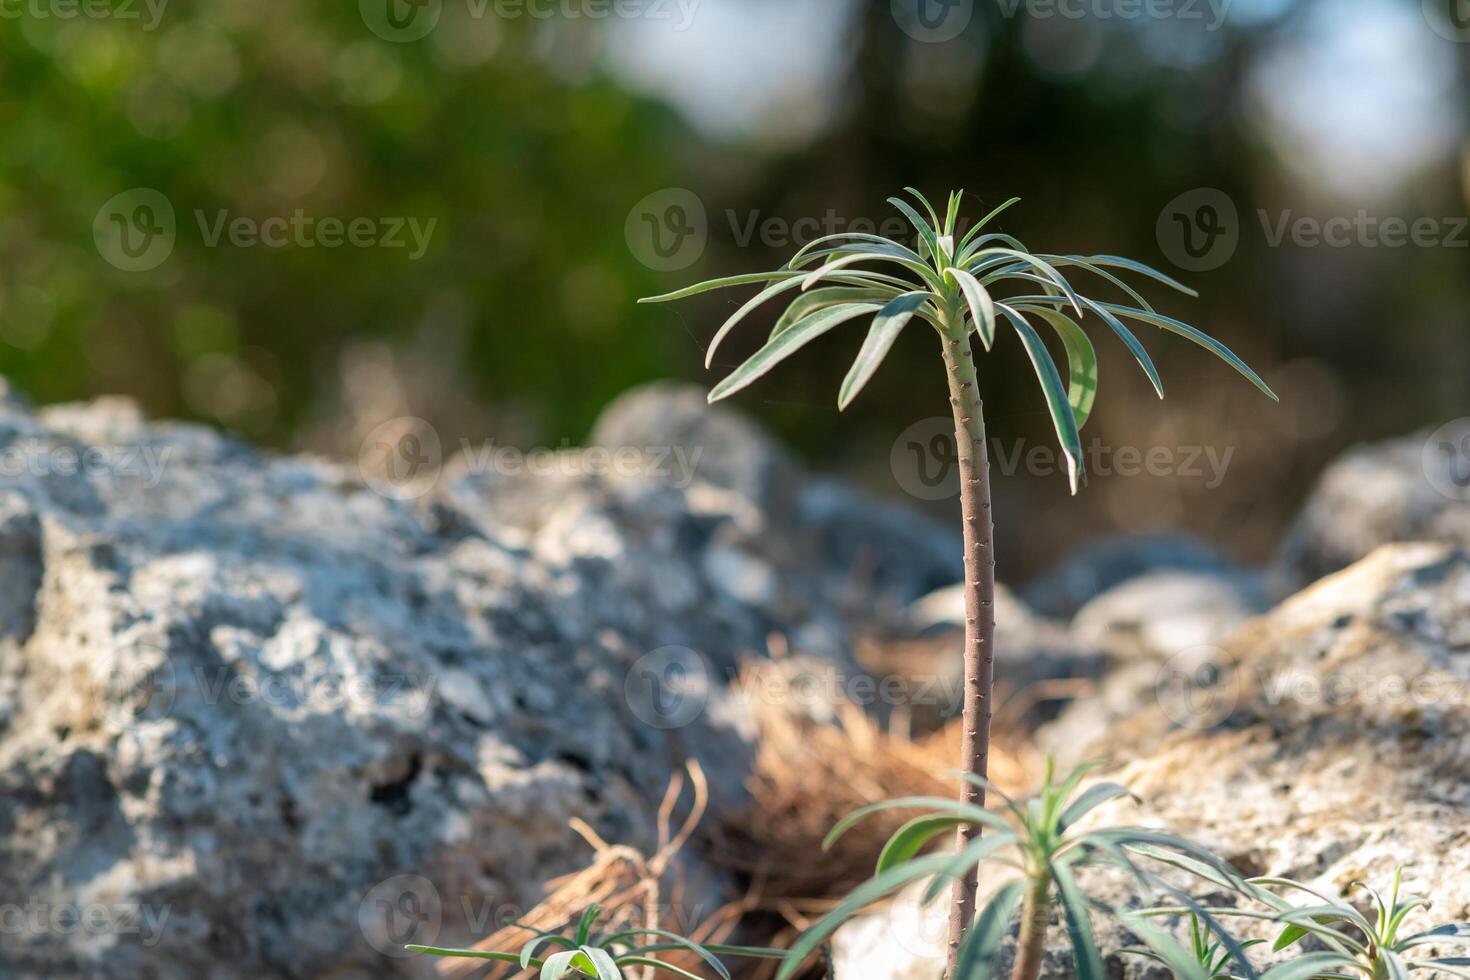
xmin=709 ymin=303 xmax=882 ymax=402
xmin=838 ymin=291 xmax=929 ymax=410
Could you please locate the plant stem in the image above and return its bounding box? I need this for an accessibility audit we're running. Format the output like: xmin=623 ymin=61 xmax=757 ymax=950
xmin=1010 ymin=872 xmax=1052 ymax=980
xmin=939 ymin=320 xmax=997 ymax=972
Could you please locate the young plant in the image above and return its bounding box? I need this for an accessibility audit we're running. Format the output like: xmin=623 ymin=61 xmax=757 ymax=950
xmin=772 ymin=759 xmax=1259 ymax=980
xmin=1121 ymin=913 xmax=1266 ymax=979
xmin=406 ymin=902 xmax=783 ymax=979
xmin=1180 ymin=868 xmax=1470 ymax=979
xmin=640 ymin=189 xmax=1277 ymax=968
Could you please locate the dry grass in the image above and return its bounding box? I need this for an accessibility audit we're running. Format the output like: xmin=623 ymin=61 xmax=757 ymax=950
xmin=697 ymin=652 xmax=1038 ymax=977
xmin=431 ymin=639 xmax=1040 ymax=980
xmin=433 ymin=763 xmax=738 ymax=980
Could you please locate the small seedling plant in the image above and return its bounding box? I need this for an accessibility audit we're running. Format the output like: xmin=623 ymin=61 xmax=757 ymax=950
xmin=1122 ymin=913 xmax=1266 ymax=979
xmin=641 ymin=189 xmax=1276 ymax=970
xmin=1159 ymin=868 xmax=1470 ymax=979
xmin=771 ymin=759 xmax=1261 ymax=980
xmin=407 ymin=902 xmax=783 ymax=979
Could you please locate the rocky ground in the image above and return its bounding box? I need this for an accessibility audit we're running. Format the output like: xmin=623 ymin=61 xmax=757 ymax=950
xmin=1 ymin=383 xmax=1467 ymax=978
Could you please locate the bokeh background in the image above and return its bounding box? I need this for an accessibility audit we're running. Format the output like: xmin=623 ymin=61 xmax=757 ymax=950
xmin=2 ymin=0 xmax=1467 ymax=578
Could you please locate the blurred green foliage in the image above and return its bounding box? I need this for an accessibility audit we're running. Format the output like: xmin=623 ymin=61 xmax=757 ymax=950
xmin=1 ymin=0 xmax=1467 ymax=571
xmin=0 ymin=3 xmax=684 ymax=439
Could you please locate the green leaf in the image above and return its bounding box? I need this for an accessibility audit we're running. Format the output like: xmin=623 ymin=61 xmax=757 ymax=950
xmin=952 ymin=880 xmax=1026 ymax=979
xmin=605 ymin=930 xmax=733 ymax=980
xmin=772 ymin=286 xmax=902 ymax=339
xmin=1053 ymin=861 xmax=1106 ymax=980
xmin=944 ymin=190 xmax=963 ymax=239
xmin=1030 ymin=307 xmax=1099 ymax=430
xmin=1057 ymin=782 xmax=1133 ymax=832
xmin=838 ymin=292 xmax=929 ymax=410
xmin=957 ymin=196 xmax=1021 ymax=254
xmin=973 ymin=249 xmax=1084 ymax=315
xmin=1113 ymin=911 xmax=1211 ymax=980
xmin=541 ymin=949 xmax=582 ymax=980
xmin=997 ymin=304 xmax=1084 ymax=495
xmin=948 ymin=267 xmax=997 ymax=350
xmin=800 ymin=250 xmax=940 ymax=292
xmin=580 ymin=945 xmax=621 ymax=980
xmin=407 ymin=946 xmax=537 ymax=965
xmin=1086 ymin=254 xmax=1199 ymax=296
xmin=575 ymin=904 xmax=604 ymax=945
xmin=875 ymin=814 xmax=969 ymax=874
xmin=639 ymin=271 xmax=800 ymax=304
xmin=1404 ymin=923 xmax=1470 ymax=949
xmin=703 ymin=273 xmax=821 ymax=369
xmin=1259 ymin=952 xmax=1355 ymax=980
xmin=1080 ymin=298 xmax=1165 ymax=399
xmin=1382 ymin=950 xmax=1411 ymax=980
xmin=708 ymin=302 xmax=882 ymax=403
xmin=823 ymin=796 xmax=1013 ymax=850
xmin=919 ymin=832 xmax=1021 ymax=906
xmin=616 ymin=957 xmax=704 ymax=980
xmin=776 ymin=851 xmax=964 ymax=980
xmin=1100 ymin=303 xmax=1278 ymax=401
xmin=888 ymin=196 xmax=941 ymax=263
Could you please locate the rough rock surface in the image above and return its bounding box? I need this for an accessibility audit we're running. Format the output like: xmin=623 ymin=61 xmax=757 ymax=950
xmin=835 ymin=543 xmax=1470 ymax=978
xmin=1277 ymin=422 xmax=1470 ymax=592
xmin=0 ymin=385 xmax=964 ymax=979
xmin=1020 ymin=532 xmax=1246 ymax=620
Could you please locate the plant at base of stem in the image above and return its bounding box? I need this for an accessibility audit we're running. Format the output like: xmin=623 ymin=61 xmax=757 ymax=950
xmin=640 ymin=188 xmax=1277 ymax=974
xmin=1121 ymin=913 xmax=1266 ymax=978
xmin=406 ymin=902 xmax=783 ymax=979
xmin=1157 ymin=867 xmax=1470 ymax=979
xmin=772 ymin=758 xmax=1260 ymax=980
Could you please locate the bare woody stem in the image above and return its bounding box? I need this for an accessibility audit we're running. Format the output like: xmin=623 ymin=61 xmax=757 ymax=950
xmin=939 ymin=315 xmax=998 ymax=970
xmin=1010 ymin=871 xmax=1052 ymax=980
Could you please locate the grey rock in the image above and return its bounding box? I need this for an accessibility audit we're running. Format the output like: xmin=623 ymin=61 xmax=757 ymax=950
xmin=1277 ymin=423 xmax=1470 ymax=592
xmin=1021 ymin=532 xmax=1244 ymax=620
xmin=836 ymin=543 xmax=1470 ymax=978
xmin=900 ymin=582 xmax=1106 ymax=729
xmin=592 ymin=382 xmax=963 ymax=608
xmin=0 ymin=391 xmax=948 ymax=979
